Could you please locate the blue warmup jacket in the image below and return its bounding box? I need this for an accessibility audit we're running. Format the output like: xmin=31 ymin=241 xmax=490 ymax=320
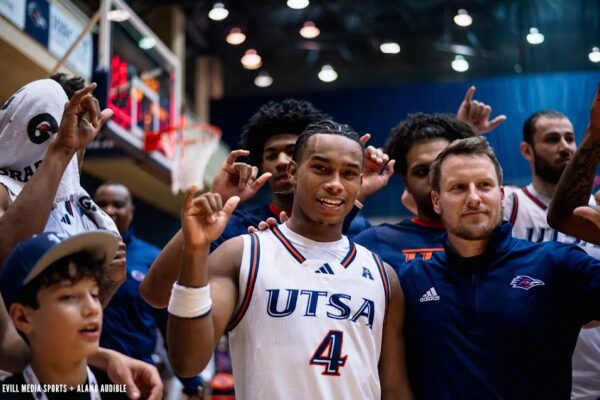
xmin=354 ymin=218 xmax=446 ymax=273
xmin=398 ymin=222 xmax=600 ymax=400
xmin=211 ymin=202 xmax=370 ymax=251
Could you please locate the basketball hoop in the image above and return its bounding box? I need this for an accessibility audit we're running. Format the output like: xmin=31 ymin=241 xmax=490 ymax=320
xmin=144 ymin=123 xmax=222 ymax=194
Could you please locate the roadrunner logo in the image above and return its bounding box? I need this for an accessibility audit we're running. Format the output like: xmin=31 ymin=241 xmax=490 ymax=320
xmin=510 ymin=275 xmax=545 ymax=290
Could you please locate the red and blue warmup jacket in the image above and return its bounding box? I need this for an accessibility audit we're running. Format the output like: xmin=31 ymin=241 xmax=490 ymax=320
xmin=398 ymin=222 xmax=600 ymax=400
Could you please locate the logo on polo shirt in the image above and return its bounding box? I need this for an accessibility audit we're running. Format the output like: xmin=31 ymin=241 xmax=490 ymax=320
xmin=510 ymin=275 xmax=545 ymax=290
xmin=419 ymin=287 xmax=440 ymax=302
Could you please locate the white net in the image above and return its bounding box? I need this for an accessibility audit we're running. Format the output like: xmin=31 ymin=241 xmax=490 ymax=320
xmin=169 ymin=123 xmax=222 ymax=194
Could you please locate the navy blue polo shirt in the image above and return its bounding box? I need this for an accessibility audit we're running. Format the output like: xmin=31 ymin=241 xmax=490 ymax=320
xmin=398 ymin=222 xmax=600 ymax=400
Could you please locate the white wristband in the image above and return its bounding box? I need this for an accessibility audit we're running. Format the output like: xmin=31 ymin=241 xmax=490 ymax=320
xmin=168 ymin=282 xmax=212 ymax=319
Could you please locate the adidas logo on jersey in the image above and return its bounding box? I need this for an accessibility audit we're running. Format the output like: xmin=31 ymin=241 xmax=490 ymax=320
xmin=60 ymin=214 xmax=72 ymax=225
xmin=419 ymin=287 xmax=440 ymax=302
xmin=315 ymin=263 xmax=335 ymax=275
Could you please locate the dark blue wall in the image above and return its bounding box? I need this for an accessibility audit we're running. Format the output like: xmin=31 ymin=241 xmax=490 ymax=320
xmin=211 ymin=70 xmax=600 ymax=217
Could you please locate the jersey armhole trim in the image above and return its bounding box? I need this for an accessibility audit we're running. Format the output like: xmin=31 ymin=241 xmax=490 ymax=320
xmin=509 ymin=192 xmax=519 ymax=226
xmin=372 ymin=253 xmax=390 ymax=325
xmin=227 ymin=233 xmax=260 ymax=331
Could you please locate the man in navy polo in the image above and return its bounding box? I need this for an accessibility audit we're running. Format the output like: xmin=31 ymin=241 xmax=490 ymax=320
xmin=399 ymin=136 xmax=600 ymax=399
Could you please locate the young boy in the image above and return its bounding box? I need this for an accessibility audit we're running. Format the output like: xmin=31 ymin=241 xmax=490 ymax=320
xmin=0 ymin=231 xmax=127 ymax=399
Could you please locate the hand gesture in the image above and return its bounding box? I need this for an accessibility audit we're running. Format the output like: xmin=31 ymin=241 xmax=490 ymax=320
xmin=104 ymin=351 xmax=163 ymax=400
xmin=457 ymin=86 xmax=506 ymax=134
xmin=210 ymin=149 xmax=271 ymax=204
xmin=247 ymin=211 xmax=289 ymax=233
xmin=181 ymin=187 xmax=240 ymax=248
xmin=574 ymin=205 xmax=600 ymax=229
xmin=52 ymin=83 xmax=113 ymax=155
xmin=357 ymin=134 xmax=395 ymax=201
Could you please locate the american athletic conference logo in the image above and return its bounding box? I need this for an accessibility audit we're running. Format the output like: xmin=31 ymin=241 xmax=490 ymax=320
xmin=510 ymin=275 xmax=545 ymax=290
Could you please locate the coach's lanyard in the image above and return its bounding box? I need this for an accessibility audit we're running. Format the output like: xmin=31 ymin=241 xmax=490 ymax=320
xmin=23 ymin=364 xmax=101 ymax=400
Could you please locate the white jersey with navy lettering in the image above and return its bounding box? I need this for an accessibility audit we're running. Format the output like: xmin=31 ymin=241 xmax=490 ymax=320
xmin=503 ymin=184 xmax=600 ymax=259
xmin=503 ymin=183 xmax=600 ymax=399
xmin=228 ymin=223 xmax=390 ymax=400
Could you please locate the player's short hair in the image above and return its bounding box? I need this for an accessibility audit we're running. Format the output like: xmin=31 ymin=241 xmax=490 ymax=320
xmin=292 ymin=120 xmax=364 ymax=164
xmin=49 ymin=73 xmax=85 ymax=100
xmin=522 ymin=109 xmax=568 ymax=145
xmin=240 ymin=99 xmax=330 ymax=166
xmin=385 ymin=113 xmax=476 ymax=177
xmin=429 ymin=136 xmax=503 ymax=193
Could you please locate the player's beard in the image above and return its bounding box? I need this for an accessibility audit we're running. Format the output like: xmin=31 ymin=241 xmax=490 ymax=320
xmin=533 ymin=151 xmax=564 ymax=184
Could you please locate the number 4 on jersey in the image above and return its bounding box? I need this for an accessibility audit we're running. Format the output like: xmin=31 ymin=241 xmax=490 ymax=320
xmin=310 ymin=330 xmax=347 ymax=376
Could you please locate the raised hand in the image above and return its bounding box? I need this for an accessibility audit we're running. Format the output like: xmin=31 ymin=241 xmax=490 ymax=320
xmin=457 ymin=86 xmax=506 ymax=134
xmin=358 ymin=143 xmax=395 ymax=202
xmin=210 ymin=149 xmax=271 ymax=204
xmin=181 ymin=187 xmax=240 ymax=248
xmin=51 ymin=83 xmax=113 ymax=155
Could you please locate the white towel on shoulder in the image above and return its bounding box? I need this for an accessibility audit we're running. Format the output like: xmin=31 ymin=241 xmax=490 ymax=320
xmin=0 ymin=79 xmax=118 ymax=235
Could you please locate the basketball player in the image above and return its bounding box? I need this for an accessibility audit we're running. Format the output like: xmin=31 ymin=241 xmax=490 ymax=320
xmin=502 ymin=109 xmax=599 ymax=255
xmin=140 ymin=98 xmax=393 ymax=309
xmin=166 ymin=121 xmax=412 ymax=399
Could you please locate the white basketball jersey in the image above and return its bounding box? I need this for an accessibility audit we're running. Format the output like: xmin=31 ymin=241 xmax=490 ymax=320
xmin=503 ymin=184 xmax=600 ymax=399
xmin=228 ymin=223 xmax=390 ymax=400
xmin=503 ymin=184 xmax=600 ymax=259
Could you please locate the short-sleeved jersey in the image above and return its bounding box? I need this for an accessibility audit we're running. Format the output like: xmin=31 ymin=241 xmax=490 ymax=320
xmin=228 ymin=223 xmax=390 ymax=400
xmin=354 ymin=218 xmax=446 ymax=273
xmin=503 ymin=184 xmax=600 ymax=258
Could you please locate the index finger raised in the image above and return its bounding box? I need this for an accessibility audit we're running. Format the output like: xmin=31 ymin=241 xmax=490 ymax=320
xmin=226 ymin=149 xmax=250 ymax=165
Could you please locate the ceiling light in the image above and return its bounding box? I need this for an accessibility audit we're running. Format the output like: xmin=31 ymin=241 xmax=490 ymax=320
xmin=287 ymin=0 xmax=309 ymax=9
xmin=226 ymin=27 xmax=246 ymax=45
xmin=241 ymin=49 xmax=262 ymax=70
xmin=107 ymin=9 xmax=130 ymax=22
xmin=318 ymin=65 xmax=338 ymax=82
xmin=453 ymin=9 xmax=472 ymax=27
xmin=526 ymin=27 xmax=544 ymax=45
xmin=589 ymin=47 xmax=600 ymax=63
xmin=300 ymin=21 xmax=320 ymax=39
xmin=451 ymin=55 xmax=469 ymax=72
xmin=208 ymin=2 xmax=229 ymax=21
xmin=138 ymin=37 xmax=156 ymax=50
xmin=254 ymin=71 xmax=273 ymax=87
xmin=380 ymin=42 xmax=401 ymax=54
